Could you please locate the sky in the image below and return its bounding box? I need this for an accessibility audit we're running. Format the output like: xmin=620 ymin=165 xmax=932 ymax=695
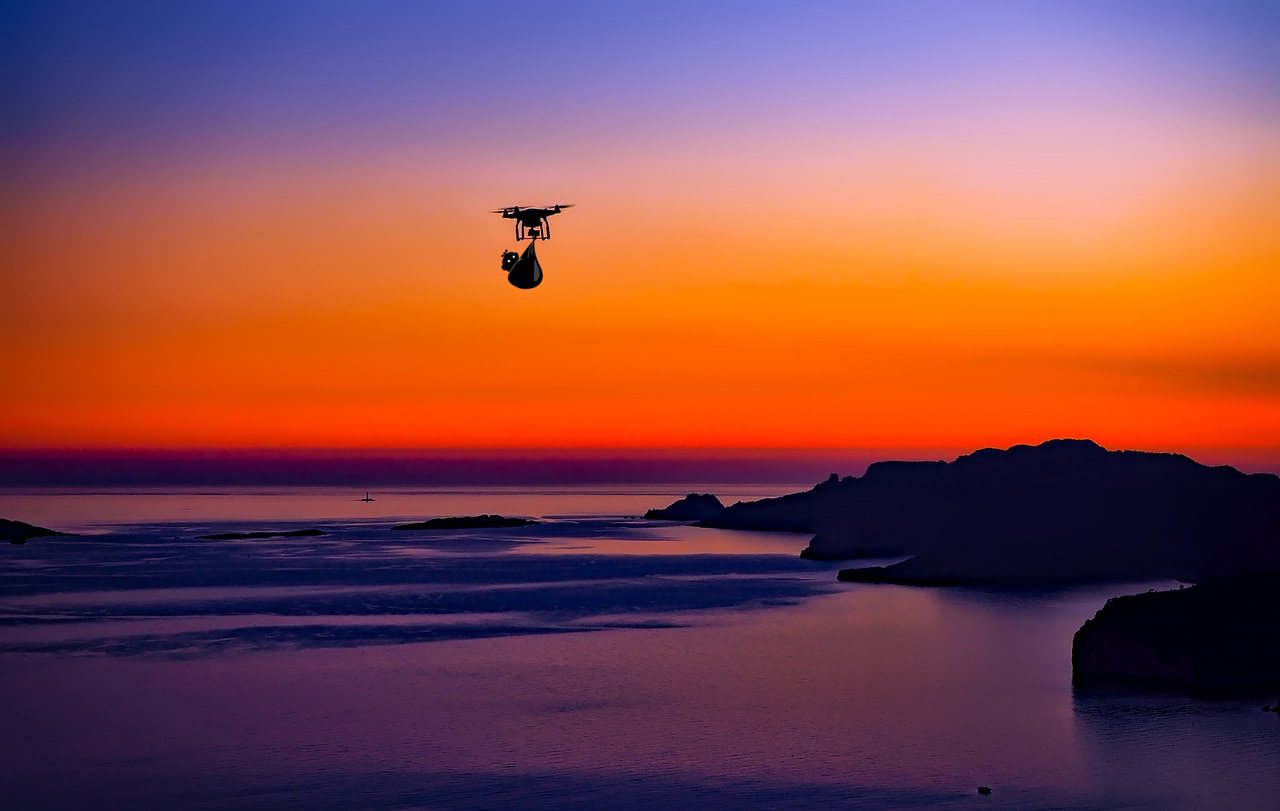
xmin=3 ymin=1 xmax=1278 ymax=460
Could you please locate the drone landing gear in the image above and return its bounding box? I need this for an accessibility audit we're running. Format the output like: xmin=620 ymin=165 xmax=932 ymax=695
xmin=515 ymin=217 xmax=550 ymax=241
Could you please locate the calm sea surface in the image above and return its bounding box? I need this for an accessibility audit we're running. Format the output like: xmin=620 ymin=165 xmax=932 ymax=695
xmin=2 ymin=486 xmax=1277 ymax=810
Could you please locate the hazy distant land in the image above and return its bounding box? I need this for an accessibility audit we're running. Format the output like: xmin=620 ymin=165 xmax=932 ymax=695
xmin=393 ymin=515 xmax=539 ymax=530
xmin=197 ymin=528 xmax=327 ymax=540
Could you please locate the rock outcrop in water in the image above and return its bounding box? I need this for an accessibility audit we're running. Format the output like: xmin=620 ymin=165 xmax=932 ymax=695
xmin=2 ymin=519 xmax=67 ymax=544
xmin=393 ymin=515 xmax=538 ymax=530
xmin=644 ymin=493 xmax=725 ymax=521
xmin=197 ymin=529 xmax=326 ymax=540
xmin=1072 ymin=575 xmax=1280 ymax=694
xmin=708 ymin=439 xmax=1280 ymax=585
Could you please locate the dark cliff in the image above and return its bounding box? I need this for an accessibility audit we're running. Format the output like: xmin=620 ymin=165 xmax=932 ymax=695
xmin=832 ymin=440 xmax=1279 ymax=585
xmin=703 ymin=439 xmax=1279 ymax=585
xmin=1072 ymin=575 xmax=1280 ymax=694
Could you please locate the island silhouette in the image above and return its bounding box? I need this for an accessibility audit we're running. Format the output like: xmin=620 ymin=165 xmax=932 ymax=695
xmin=393 ymin=515 xmax=539 ymax=530
xmin=197 ymin=528 xmax=326 ymax=540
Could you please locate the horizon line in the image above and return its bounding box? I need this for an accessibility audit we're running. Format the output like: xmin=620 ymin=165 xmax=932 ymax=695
xmin=3 ymin=441 xmax=1278 ymax=487
xmin=3 ymin=441 xmax=1280 ymax=457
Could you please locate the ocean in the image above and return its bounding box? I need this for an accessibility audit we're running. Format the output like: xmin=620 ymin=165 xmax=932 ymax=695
xmin=2 ymin=485 xmax=1277 ymax=809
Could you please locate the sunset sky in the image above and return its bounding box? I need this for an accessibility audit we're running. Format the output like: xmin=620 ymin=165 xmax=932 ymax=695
xmin=4 ymin=1 xmax=1278 ymax=458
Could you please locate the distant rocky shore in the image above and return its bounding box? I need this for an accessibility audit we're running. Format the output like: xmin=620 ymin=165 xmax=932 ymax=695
xmin=197 ymin=529 xmax=326 ymax=540
xmin=2 ymin=519 xmax=67 ymax=545
xmin=644 ymin=493 xmax=725 ymax=521
xmin=393 ymin=515 xmax=538 ymax=530
xmin=1073 ymin=575 xmax=1280 ymax=694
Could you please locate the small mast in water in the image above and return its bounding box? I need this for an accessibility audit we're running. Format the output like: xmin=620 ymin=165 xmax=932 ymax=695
xmin=360 ymin=492 xmax=375 ymax=502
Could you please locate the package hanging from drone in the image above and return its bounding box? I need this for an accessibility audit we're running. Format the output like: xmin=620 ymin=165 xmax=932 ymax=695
xmin=507 ymin=240 xmax=542 ymax=289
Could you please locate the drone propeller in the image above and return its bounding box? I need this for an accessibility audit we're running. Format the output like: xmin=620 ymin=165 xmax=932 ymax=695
xmin=488 ymin=204 xmax=574 ymax=214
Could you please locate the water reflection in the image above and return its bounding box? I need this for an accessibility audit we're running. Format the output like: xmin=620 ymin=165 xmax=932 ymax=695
xmin=0 ymin=519 xmax=842 ymax=658
xmin=1073 ymin=686 xmax=1280 ymax=809
xmin=2 ymin=494 xmax=1279 ymax=809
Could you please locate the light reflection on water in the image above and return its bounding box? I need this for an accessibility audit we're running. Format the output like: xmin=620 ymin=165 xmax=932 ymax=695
xmin=1 ymin=487 xmax=1277 ymax=810
xmin=0 ymin=484 xmax=800 ymax=529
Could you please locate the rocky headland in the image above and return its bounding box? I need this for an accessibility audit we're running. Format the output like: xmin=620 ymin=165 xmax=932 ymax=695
xmin=1072 ymin=575 xmax=1280 ymax=694
xmin=705 ymin=439 xmax=1280 ymax=586
xmin=644 ymin=493 xmax=725 ymax=521
xmin=695 ymin=473 xmax=861 ymax=537
xmin=2 ymin=518 xmax=67 ymax=545
xmin=393 ymin=515 xmax=539 ymax=530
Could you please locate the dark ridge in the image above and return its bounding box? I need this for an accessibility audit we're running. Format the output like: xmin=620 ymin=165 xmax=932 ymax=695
xmin=2 ymin=518 xmax=68 ymax=545
xmin=644 ymin=493 xmax=725 ymax=521
xmin=706 ymin=439 xmax=1278 ymax=585
xmin=829 ymin=439 xmax=1280 ymax=585
xmin=1072 ymin=575 xmax=1280 ymax=694
xmin=695 ymin=472 xmax=861 ymax=535
xmin=197 ymin=529 xmax=327 ymax=540
xmin=393 ymin=515 xmax=539 ymax=530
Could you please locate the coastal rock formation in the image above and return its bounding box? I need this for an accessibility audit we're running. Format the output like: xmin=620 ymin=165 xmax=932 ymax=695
xmin=197 ymin=529 xmax=326 ymax=540
xmin=2 ymin=518 xmax=67 ymax=544
xmin=833 ymin=440 xmax=1280 ymax=585
xmin=1072 ymin=575 xmax=1280 ymax=694
xmin=644 ymin=493 xmax=725 ymax=521
xmin=696 ymin=473 xmax=860 ymax=536
xmin=392 ymin=515 xmax=538 ymax=530
xmin=710 ymin=439 xmax=1280 ymax=585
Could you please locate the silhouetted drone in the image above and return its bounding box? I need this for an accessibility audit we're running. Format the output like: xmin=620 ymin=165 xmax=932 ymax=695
xmin=491 ymin=203 xmax=575 ymax=290
xmin=490 ymin=203 xmax=574 ymax=241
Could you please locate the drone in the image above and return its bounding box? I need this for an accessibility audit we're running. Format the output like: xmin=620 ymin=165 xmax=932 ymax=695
xmin=492 ymin=204 xmax=575 ymax=290
xmin=490 ymin=203 xmax=574 ymax=241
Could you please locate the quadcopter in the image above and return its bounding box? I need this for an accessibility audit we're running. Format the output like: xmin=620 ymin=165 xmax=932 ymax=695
xmin=492 ymin=203 xmax=575 ymax=289
xmin=490 ymin=203 xmax=574 ymax=241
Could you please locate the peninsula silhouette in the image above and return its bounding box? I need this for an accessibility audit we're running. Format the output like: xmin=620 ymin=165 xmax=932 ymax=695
xmin=1 ymin=519 xmax=66 ymax=545
xmin=644 ymin=493 xmax=725 ymax=521
xmin=698 ymin=439 xmax=1280 ymax=586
